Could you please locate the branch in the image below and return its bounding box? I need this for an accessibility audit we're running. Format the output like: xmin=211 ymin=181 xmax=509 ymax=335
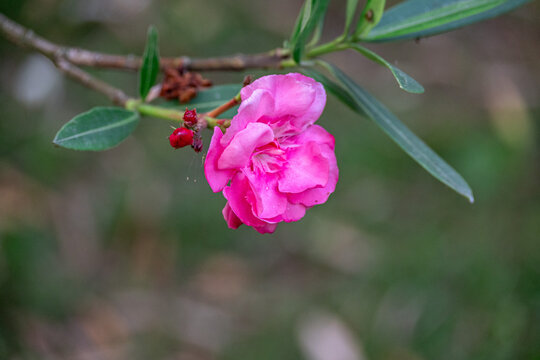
xmin=63 ymin=48 xmax=289 ymax=72
xmin=56 ymin=58 xmax=129 ymax=106
xmin=0 ymin=13 xmax=288 ymax=72
xmin=0 ymin=13 xmax=129 ymax=105
xmin=0 ymin=13 xmax=59 ymax=60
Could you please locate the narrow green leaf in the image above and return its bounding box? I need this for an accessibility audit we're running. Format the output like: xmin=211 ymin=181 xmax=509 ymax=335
xmin=139 ymin=26 xmax=160 ymax=99
xmin=350 ymin=44 xmax=424 ymax=93
xmin=320 ymin=62 xmax=474 ymax=202
xmin=301 ymin=67 xmax=365 ymax=115
xmin=53 ymin=107 xmax=140 ymax=151
xmin=344 ymin=0 xmax=360 ymax=35
xmin=293 ymin=0 xmax=330 ymax=63
xmin=289 ymin=0 xmax=313 ymax=48
xmin=160 ymin=84 xmax=242 ymax=118
xmin=363 ymin=0 xmax=532 ymax=42
xmin=354 ymin=0 xmax=386 ymax=38
xmin=308 ymin=15 xmax=326 ymax=47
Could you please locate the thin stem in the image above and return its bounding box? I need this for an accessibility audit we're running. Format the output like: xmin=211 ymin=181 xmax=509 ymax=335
xmin=63 ymin=48 xmax=290 ymax=72
xmin=56 ymin=58 xmax=129 ymax=106
xmin=0 ymin=13 xmax=58 ymax=59
xmin=0 ymin=13 xmax=130 ymax=105
xmin=128 ymin=101 xmax=232 ymax=129
xmin=205 ymin=93 xmax=241 ymax=119
xmin=307 ymin=40 xmax=350 ymax=58
xmin=0 ymin=13 xmax=289 ymax=72
xmin=205 ymin=117 xmax=231 ymax=129
xmin=129 ymin=102 xmax=184 ymax=123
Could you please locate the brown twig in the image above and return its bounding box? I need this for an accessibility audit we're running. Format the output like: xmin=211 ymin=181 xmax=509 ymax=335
xmin=205 ymin=96 xmax=240 ymax=119
xmin=56 ymin=58 xmax=129 ymax=105
xmin=0 ymin=13 xmax=129 ymax=105
xmin=63 ymin=48 xmax=289 ymax=72
xmin=0 ymin=13 xmax=288 ymax=72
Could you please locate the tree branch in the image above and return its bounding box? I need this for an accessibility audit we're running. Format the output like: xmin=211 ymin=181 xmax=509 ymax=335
xmin=55 ymin=58 xmax=129 ymax=106
xmin=62 ymin=47 xmax=289 ymax=71
xmin=1 ymin=13 xmax=130 ymax=105
xmin=0 ymin=13 xmax=288 ymax=72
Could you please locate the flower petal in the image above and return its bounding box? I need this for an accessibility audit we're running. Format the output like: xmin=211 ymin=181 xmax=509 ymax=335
xmin=241 ymin=73 xmax=326 ymax=136
xmin=254 ymin=223 xmax=278 ymax=234
xmin=288 ymin=144 xmax=338 ymax=207
xmin=223 ymin=172 xmax=273 ymax=229
xmin=281 ymin=124 xmax=335 ymax=150
xmin=222 ymin=89 xmax=275 ymax=145
xmin=267 ymin=202 xmax=307 ymax=223
xmin=278 ymin=141 xmax=329 ymax=194
xmin=204 ymin=127 xmax=235 ymax=192
xmin=218 ymin=123 xmax=274 ymax=170
xmin=222 ymin=203 xmax=243 ymax=229
xmin=243 ymin=169 xmax=288 ymax=220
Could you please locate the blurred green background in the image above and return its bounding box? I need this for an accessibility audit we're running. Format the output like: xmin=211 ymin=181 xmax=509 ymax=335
xmin=1 ymin=0 xmax=539 ymax=359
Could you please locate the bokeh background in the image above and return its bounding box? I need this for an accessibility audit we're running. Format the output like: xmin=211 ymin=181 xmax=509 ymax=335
xmin=1 ymin=0 xmax=539 ymax=359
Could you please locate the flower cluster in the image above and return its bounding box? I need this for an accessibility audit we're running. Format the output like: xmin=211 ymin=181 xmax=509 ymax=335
xmin=205 ymin=73 xmax=338 ymax=233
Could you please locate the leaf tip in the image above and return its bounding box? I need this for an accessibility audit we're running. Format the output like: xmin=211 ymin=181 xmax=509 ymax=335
xmin=52 ymin=133 xmax=63 ymax=147
xmin=400 ymin=83 xmax=425 ymax=94
xmin=147 ymin=25 xmax=158 ymax=36
xmin=459 ymin=185 xmax=474 ymax=203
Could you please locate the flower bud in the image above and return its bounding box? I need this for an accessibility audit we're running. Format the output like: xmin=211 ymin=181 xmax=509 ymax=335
xmin=169 ymin=127 xmax=193 ymax=149
xmin=183 ymin=108 xmax=198 ymax=127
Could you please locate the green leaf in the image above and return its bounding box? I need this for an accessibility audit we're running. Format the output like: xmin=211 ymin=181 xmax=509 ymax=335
xmin=354 ymin=0 xmax=386 ymax=38
xmin=53 ymin=107 xmax=140 ymax=151
xmin=301 ymin=68 xmax=365 ymax=114
xmin=139 ymin=26 xmax=160 ymax=99
xmin=289 ymin=0 xmax=313 ymax=48
xmin=344 ymin=0 xmax=360 ymax=35
xmin=320 ymin=62 xmax=474 ymax=202
xmin=161 ymin=84 xmax=242 ymax=118
xmin=349 ymin=44 xmax=424 ymax=93
xmin=363 ymin=0 xmax=532 ymax=42
xmin=293 ymin=0 xmax=330 ymax=63
xmin=308 ymin=15 xmax=326 ymax=47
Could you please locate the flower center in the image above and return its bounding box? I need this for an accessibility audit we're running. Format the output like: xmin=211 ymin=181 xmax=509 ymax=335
xmin=250 ymin=142 xmax=286 ymax=174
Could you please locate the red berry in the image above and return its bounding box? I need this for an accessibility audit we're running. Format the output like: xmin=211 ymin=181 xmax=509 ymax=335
xmin=169 ymin=127 xmax=193 ymax=149
xmin=183 ymin=108 xmax=198 ymax=126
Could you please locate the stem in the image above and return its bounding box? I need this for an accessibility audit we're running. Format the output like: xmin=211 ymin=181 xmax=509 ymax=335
xmin=128 ymin=101 xmax=232 ymax=129
xmin=280 ymin=58 xmax=298 ymax=68
xmin=307 ymin=40 xmax=350 ymax=58
xmin=0 ymin=13 xmax=130 ymax=105
xmin=205 ymin=93 xmax=241 ymax=118
xmin=56 ymin=58 xmax=129 ymax=106
xmin=129 ymin=102 xmax=184 ymax=123
xmin=62 ymin=48 xmax=290 ymax=72
xmin=205 ymin=117 xmax=231 ymax=129
xmin=0 ymin=13 xmax=289 ymax=72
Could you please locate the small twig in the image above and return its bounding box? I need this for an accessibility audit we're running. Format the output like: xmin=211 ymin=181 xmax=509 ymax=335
xmin=0 ymin=13 xmax=130 ymax=105
xmin=205 ymin=117 xmax=231 ymax=129
xmin=205 ymin=94 xmax=240 ymax=119
xmin=55 ymin=58 xmax=129 ymax=106
xmin=0 ymin=13 xmax=289 ymax=72
xmin=0 ymin=13 xmax=60 ymax=60
xmin=63 ymin=48 xmax=289 ymax=72
xmin=129 ymin=101 xmax=184 ymax=122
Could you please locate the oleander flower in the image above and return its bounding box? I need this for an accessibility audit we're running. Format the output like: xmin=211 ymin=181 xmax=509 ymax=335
xmin=204 ymin=73 xmax=338 ymax=233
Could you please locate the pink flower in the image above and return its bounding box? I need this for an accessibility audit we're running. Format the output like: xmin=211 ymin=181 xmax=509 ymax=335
xmin=204 ymin=73 xmax=338 ymax=234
